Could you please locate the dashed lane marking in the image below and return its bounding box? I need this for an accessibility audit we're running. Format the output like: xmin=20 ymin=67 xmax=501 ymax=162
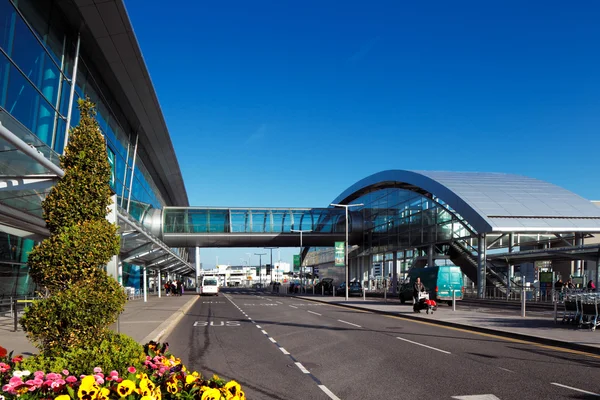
xmin=295 ymin=362 xmax=310 ymax=374
xmin=269 ymin=337 xmax=277 ymax=343
xmin=307 ymin=310 xmax=322 ymax=316
xmin=396 ymin=336 xmax=451 ymax=354
xmin=279 ymin=347 xmax=290 ymax=355
xmin=550 ymin=383 xmax=600 ymax=397
xmin=319 ymin=385 xmax=342 ymax=400
xmin=337 ymin=319 xmax=362 ymax=328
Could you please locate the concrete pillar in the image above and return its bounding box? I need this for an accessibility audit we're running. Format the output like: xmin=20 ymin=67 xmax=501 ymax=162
xmin=106 ymin=194 xmax=121 ymax=285
xmin=157 ymin=269 xmax=162 ymax=298
xmin=143 ymin=266 xmax=147 ymax=302
xmin=477 ymin=233 xmax=486 ymax=298
xmin=196 ymin=247 xmax=201 ymax=293
xmin=575 ymin=233 xmax=583 ymax=277
xmin=392 ymin=251 xmax=398 ymax=295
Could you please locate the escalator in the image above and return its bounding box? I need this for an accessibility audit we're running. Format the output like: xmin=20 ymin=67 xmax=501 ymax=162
xmin=448 ymin=240 xmax=520 ymax=294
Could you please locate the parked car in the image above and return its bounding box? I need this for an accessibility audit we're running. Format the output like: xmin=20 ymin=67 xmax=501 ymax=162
xmin=398 ymin=265 xmax=464 ymax=305
xmin=336 ymin=281 xmax=363 ymax=297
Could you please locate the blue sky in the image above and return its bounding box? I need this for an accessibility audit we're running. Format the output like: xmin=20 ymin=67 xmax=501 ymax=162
xmin=125 ymin=0 xmax=600 ymax=269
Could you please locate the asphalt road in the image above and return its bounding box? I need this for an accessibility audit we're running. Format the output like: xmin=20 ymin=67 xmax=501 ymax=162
xmin=166 ymin=289 xmax=600 ymax=400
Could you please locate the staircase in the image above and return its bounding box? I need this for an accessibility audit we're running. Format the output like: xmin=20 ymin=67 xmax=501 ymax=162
xmin=448 ymin=240 xmax=520 ymax=294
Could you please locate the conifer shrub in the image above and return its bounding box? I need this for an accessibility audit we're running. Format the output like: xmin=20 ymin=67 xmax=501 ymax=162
xmin=21 ymin=99 xmax=126 ymax=355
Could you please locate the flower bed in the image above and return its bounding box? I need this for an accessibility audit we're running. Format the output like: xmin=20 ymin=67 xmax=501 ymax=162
xmin=0 ymin=342 xmax=244 ymax=400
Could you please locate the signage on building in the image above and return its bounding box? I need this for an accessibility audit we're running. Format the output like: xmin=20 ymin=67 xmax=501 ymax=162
xmin=334 ymin=242 xmax=345 ymax=267
xmin=293 ymin=255 xmax=300 ymax=272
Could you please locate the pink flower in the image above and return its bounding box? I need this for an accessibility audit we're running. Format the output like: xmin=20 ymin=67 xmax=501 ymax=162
xmin=93 ymin=367 xmax=102 ymax=374
xmin=127 ymin=367 xmax=136 ymax=374
xmin=34 ymin=371 xmax=44 ymax=378
xmin=62 ymin=369 xmax=69 ymax=376
xmin=9 ymin=376 xmax=22 ymax=385
xmin=46 ymin=372 xmax=61 ymax=380
xmin=66 ymin=376 xmax=77 ymax=384
xmin=109 ymin=370 xmax=119 ymax=377
xmin=95 ymin=377 xmax=104 ymax=385
xmin=51 ymin=380 xmax=64 ymax=388
xmin=0 ymin=362 xmax=10 ymax=373
xmin=32 ymin=378 xmax=43 ymax=386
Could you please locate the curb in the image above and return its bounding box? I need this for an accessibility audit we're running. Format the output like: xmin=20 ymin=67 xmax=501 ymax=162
xmin=141 ymin=296 xmax=199 ymax=344
xmin=294 ymin=295 xmax=600 ymax=356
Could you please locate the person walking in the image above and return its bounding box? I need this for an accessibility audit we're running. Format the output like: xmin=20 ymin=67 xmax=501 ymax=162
xmin=413 ymin=277 xmax=425 ymax=312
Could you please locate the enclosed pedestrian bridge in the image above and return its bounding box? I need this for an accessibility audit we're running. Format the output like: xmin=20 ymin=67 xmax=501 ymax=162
xmin=142 ymin=207 xmax=365 ymax=247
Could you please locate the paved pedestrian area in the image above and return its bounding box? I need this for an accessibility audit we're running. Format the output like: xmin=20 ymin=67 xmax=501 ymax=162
xmin=1 ymin=290 xmax=598 ymax=357
xmin=0 ymin=292 xmax=198 ymax=356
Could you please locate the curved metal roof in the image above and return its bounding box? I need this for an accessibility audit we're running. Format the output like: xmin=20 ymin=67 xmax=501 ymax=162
xmin=332 ymin=170 xmax=600 ymax=233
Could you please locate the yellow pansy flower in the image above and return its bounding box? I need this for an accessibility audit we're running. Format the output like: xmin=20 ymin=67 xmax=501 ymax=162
xmin=117 ymin=380 xmax=136 ymax=397
xmin=140 ymin=396 xmax=156 ymax=400
xmin=185 ymin=375 xmax=197 ymax=385
xmin=201 ymin=388 xmax=222 ymax=400
xmin=224 ymin=381 xmax=241 ymax=398
xmin=55 ymin=395 xmax=71 ymax=400
xmin=98 ymin=387 xmax=110 ymax=400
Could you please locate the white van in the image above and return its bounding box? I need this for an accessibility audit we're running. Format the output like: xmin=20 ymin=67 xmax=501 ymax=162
xmin=200 ymin=277 xmax=219 ymax=296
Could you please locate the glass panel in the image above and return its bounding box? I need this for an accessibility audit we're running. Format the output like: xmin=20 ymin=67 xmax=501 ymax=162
xmin=3 ymin=53 xmax=56 ymax=147
xmin=188 ymin=209 xmax=208 ymax=233
xmin=208 ymin=210 xmax=228 ymax=233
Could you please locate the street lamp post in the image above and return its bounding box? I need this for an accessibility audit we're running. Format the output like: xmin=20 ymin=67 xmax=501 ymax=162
xmin=254 ymin=252 xmax=266 ymax=287
xmin=291 ymin=229 xmax=312 ymax=293
xmin=265 ymin=247 xmax=278 ymax=284
xmin=330 ymin=203 xmax=364 ymax=301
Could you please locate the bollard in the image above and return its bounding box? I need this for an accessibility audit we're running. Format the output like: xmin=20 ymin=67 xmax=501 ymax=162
xmin=313 ymin=285 xmax=315 ymax=295
xmin=384 ymin=286 xmax=387 ymax=303
xmin=521 ymin=288 xmax=526 ymax=317
xmin=452 ymin=290 xmax=456 ymax=311
xmin=322 ymin=286 xmax=324 ymax=296
xmin=363 ymin=287 xmax=366 ymax=301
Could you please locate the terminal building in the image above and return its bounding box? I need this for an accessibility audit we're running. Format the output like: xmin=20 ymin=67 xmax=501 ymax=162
xmin=0 ymin=0 xmax=194 ymax=298
xmin=1 ymin=0 xmax=599 ymax=300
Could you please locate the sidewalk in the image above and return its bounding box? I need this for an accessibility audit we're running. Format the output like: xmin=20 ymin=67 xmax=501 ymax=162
xmin=0 ymin=293 xmax=198 ymax=356
xmin=291 ymin=293 xmax=600 ymax=354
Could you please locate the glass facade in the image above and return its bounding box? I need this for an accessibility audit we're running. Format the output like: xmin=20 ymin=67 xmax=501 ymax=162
xmin=351 ymin=187 xmax=473 ymax=256
xmin=0 ymin=0 xmax=175 ymax=297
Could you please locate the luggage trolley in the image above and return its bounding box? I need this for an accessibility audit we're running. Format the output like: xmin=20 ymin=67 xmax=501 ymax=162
xmin=579 ymin=293 xmax=599 ymax=331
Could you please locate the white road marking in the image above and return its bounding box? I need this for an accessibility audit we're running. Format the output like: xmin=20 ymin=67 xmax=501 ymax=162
xmin=337 ymin=319 xmax=361 ymax=328
xmin=451 ymin=395 xmax=501 ymax=400
xmin=256 ymin=325 xmax=262 ymax=329
xmin=551 ymin=383 xmax=600 ymax=397
xmin=319 ymin=385 xmax=341 ymax=400
xmin=276 ymin=301 xmax=283 ymax=304
xmin=269 ymin=337 xmax=277 ymax=343
xmin=261 ymin=330 xmax=268 ymax=335
xmin=295 ymin=362 xmax=310 ymax=374
xmin=307 ymin=310 xmax=322 ymax=316
xmin=289 ymin=305 xmax=298 ymax=309
xmin=498 ymin=367 xmax=514 ymax=373
xmin=396 ymin=336 xmax=451 ymax=354
xmin=279 ymin=347 xmax=290 ymax=355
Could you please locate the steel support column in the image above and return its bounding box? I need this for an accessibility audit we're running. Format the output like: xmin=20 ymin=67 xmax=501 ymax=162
xmin=428 ymin=244 xmax=434 ymax=267
xmin=477 ymin=233 xmax=486 ymax=298
xmin=63 ymin=33 xmax=80 ymax=149
xmin=507 ymin=232 xmax=514 ymax=298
